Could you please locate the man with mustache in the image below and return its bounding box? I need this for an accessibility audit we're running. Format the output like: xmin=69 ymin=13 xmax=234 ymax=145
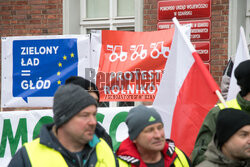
xmin=8 ymin=84 xmax=118 ymax=167
xmin=116 ymin=105 xmax=191 ymax=167
xmin=197 ymin=108 xmax=250 ymax=167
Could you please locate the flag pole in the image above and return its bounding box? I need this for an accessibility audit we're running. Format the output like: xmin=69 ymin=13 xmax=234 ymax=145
xmin=172 ymin=17 xmax=228 ymax=108
xmin=215 ymin=90 xmax=228 ymax=108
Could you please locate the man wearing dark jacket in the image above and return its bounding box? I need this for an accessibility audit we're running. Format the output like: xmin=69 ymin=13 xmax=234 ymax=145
xmin=8 ymin=84 xmax=118 ymax=167
xmin=192 ymin=60 xmax=250 ymax=166
xmin=65 ymin=76 xmax=113 ymax=150
xmin=197 ymin=108 xmax=250 ymax=167
xmin=116 ymin=105 xmax=191 ymax=167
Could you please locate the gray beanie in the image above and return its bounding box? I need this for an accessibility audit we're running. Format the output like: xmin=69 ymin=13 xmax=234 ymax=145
xmin=126 ymin=105 xmax=163 ymax=140
xmin=53 ymin=84 xmax=97 ymax=129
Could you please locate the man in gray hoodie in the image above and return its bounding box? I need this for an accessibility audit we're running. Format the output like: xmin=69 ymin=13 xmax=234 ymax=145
xmin=197 ymin=108 xmax=250 ymax=167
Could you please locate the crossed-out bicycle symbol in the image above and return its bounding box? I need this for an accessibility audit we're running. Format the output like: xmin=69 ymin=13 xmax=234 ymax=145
xmin=107 ymin=42 xmax=170 ymax=62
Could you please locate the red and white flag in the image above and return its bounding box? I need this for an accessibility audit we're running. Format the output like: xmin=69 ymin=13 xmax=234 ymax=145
xmin=153 ymin=18 xmax=220 ymax=156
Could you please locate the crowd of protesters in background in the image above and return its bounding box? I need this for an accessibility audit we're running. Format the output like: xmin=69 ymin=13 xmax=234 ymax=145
xmin=8 ymin=59 xmax=250 ymax=166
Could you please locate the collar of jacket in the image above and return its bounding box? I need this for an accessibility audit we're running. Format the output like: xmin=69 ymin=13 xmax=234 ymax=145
xmin=88 ymin=134 xmax=100 ymax=147
xmin=39 ymin=123 xmax=100 ymax=153
xmin=204 ymin=136 xmax=249 ymax=166
xmin=237 ymin=93 xmax=250 ymax=111
xmin=116 ymin=137 xmax=177 ymax=167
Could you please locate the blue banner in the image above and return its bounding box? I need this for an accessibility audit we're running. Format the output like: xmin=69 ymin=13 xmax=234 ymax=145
xmin=13 ymin=39 xmax=78 ymax=102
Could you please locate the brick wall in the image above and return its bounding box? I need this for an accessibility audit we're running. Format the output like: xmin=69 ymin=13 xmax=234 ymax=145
xmin=0 ymin=0 xmax=63 ymax=62
xmin=0 ymin=0 xmax=63 ymax=37
xmin=144 ymin=0 xmax=229 ymax=85
xmin=143 ymin=0 xmax=158 ymax=31
xmin=210 ymin=0 xmax=229 ymax=84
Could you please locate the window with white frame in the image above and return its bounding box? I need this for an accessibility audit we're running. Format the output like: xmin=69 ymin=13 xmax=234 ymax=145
xmin=80 ymin=0 xmax=143 ymax=34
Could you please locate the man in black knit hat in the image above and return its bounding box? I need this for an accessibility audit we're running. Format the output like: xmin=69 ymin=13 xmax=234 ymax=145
xmin=197 ymin=108 xmax=250 ymax=167
xmin=65 ymin=76 xmax=100 ymax=102
xmin=192 ymin=59 xmax=250 ymax=166
xmin=65 ymin=76 xmax=113 ymax=150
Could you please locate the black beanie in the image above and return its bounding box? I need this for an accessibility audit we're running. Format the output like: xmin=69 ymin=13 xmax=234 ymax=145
xmin=126 ymin=105 xmax=163 ymax=140
xmin=65 ymin=76 xmax=100 ymax=101
xmin=53 ymin=84 xmax=97 ymax=129
xmin=216 ymin=108 xmax=250 ymax=148
xmin=234 ymin=60 xmax=250 ymax=97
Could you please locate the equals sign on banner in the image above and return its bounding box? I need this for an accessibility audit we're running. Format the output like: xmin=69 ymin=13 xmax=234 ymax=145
xmin=21 ymin=70 xmax=31 ymax=76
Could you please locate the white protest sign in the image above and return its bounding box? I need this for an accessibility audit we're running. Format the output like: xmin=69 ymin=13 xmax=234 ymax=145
xmin=1 ymin=35 xmax=91 ymax=108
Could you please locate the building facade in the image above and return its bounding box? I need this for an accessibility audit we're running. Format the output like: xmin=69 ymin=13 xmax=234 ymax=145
xmin=0 ymin=0 xmax=249 ymax=107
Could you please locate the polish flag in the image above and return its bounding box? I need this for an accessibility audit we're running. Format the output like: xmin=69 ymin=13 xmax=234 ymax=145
xmin=227 ymin=27 xmax=250 ymax=101
xmin=153 ymin=18 xmax=220 ymax=156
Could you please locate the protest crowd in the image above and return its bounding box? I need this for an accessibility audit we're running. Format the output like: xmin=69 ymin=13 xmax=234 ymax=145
xmin=1 ymin=1 xmax=250 ymax=166
xmin=6 ymin=58 xmax=250 ymax=166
